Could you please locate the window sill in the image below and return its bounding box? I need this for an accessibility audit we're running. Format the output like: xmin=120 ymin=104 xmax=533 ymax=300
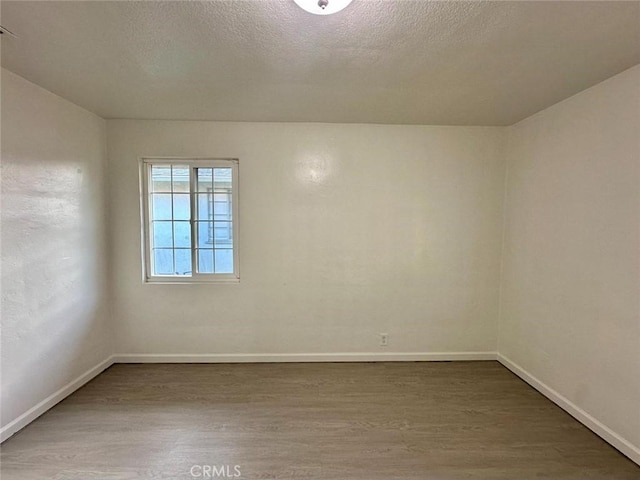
xmin=144 ymin=275 xmax=240 ymax=284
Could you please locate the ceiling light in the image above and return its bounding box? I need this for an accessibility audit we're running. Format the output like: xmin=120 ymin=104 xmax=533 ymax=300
xmin=293 ymin=0 xmax=353 ymax=15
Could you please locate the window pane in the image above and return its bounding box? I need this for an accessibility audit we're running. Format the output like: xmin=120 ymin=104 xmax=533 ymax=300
xmin=213 ymin=193 xmax=232 ymax=220
xmin=152 ymin=221 xmax=173 ymax=248
xmin=197 ymin=249 xmax=214 ymax=274
xmin=174 ymin=249 xmax=192 ymax=276
xmin=213 ymin=168 xmax=232 ymax=189
xmin=150 ymin=166 xmax=172 ymax=193
xmin=173 ymin=194 xmax=190 ymax=221
xmin=151 ymin=194 xmax=172 ymax=220
xmin=173 ymin=221 xmax=191 ymax=248
xmin=196 ymin=193 xmax=210 ymax=221
xmin=214 ymin=249 xmax=233 ymax=274
xmin=197 ymin=168 xmax=212 ymax=193
xmin=153 ymin=249 xmax=174 ymax=275
xmin=213 ymin=221 xmax=232 ymax=247
xmin=172 ymin=166 xmax=190 ymax=193
xmin=196 ymin=221 xmax=213 ymax=248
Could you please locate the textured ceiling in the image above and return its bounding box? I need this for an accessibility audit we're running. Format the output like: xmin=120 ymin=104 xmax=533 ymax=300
xmin=1 ymin=1 xmax=639 ymax=125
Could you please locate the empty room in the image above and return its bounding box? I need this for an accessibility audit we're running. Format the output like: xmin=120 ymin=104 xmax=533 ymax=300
xmin=1 ymin=0 xmax=639 ymax=478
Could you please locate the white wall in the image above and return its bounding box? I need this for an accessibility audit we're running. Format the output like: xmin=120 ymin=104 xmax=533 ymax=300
xmin=107 ymin=121 xmax=505 ymax=357
xmin=499 ymin=65 xmax=640 ymax=457
xmin=1 ymin=70 xmax=112 ymax=432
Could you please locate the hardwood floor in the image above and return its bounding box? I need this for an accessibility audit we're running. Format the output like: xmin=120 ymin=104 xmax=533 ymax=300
xmin=2 ymin=362 xmax=639 ymax=479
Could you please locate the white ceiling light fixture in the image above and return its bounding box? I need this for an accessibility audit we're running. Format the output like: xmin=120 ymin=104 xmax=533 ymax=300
xmin=293 ymin=0 xmax=353 ymax=16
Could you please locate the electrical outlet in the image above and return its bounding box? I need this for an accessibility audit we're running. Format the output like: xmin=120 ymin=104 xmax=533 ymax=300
xmin=379 ymin=333 xmax=388 ymax=347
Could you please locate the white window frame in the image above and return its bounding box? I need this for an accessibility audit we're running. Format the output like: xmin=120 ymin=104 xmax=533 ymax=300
xmin=140 ymin=157 xmax=239 ymax=283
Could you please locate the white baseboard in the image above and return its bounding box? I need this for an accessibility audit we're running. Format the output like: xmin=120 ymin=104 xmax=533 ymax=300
xmin=113 ymin=351 xmax=497 ymax=363
xmin=0 ymin=356 xmax=115 ymax=443
xmin=498 ymin=353 xmax=640 ymax=466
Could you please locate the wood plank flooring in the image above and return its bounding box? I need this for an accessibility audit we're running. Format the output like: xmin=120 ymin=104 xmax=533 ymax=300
xmin=1 ymin=362 xmax=639 ymax=479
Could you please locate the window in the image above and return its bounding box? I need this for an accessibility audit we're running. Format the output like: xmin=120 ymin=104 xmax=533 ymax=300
xmin=141 ymin=158 xmax=239 ymax=282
